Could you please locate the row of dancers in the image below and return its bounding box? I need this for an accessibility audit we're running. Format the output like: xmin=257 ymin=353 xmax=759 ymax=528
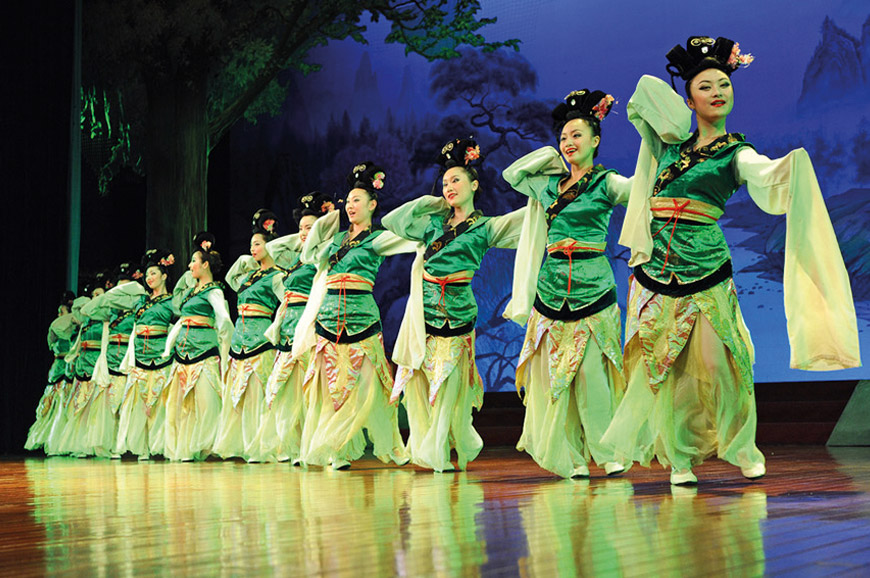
xmin=26 ymin=36 xmax=860 ymax=484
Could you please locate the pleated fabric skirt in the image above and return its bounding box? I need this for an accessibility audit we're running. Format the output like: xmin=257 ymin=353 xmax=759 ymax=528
xmin=397 ymin=331 xmax=484 ymax=472
xmin=299 ymin=334 xmax=407 ymax=467
xmin=164 ymin=357 xmax=223 ymax=461
xmin=516 ymin=303 xmax=626 ymax=478
xmin=601 ymin=276 xmax=765 ymax=472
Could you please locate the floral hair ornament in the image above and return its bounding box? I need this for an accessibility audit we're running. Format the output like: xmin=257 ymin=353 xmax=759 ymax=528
xmin=294 ymin=191 xmax=334 ymax=224
xmin=665 ymin=36 xmax=752 ymax=89
xmin=437 ymin=137 xmax=483 ymax=171
xmin=726 ymin=42 xmax=754 ymax=70
xmin=192 ymin=231 xmax=217 ymax=255
xmin=159 ymin=254 xmax=175 ymax=267
xmin=551 ymin=89 xmax=615 ymax=132
xmin=346 ymin=162 xmax=387 ymax=195
xmin=252 ymin=208 xmax=279 ymax=239
xmin=132 ymin=270 xmax=144 ymax=280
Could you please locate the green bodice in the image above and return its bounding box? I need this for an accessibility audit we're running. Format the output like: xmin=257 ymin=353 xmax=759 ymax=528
xmin=316 ymin=228 xmax=386 ymax=339
xmin=641 ymin=135 xmax=751 ymax=284
xmin=231 ymin=268 xmax=282 ymax=354
xmin=534 ymin=170 xmax=619 ymax=310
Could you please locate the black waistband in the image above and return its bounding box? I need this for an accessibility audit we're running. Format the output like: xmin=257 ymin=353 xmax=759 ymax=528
xmin=633 ymin=260 xmax=732 ymax=297
xmin=277 ymin=341 xmax=294 ymax=353
xmin=74 ymin=372 xmax=93 ymax=381
xmin=174 ymin=347 xmax=220 ymax=365
xmin=546 ymin=250 xmax=605 ymax=261
xmin=48 ymin=375 xmax=69 ymax=386
xmin=315 ymin=321 xmax=381 ymax=344
xmin=230 ymin=342 xmax=275 ymax=360
xmin=326 ymin=288 xmax=373 ymax=296
xmin=108 ymin=368 xmax=125 ymax=377
xmin=425 ymin=320 xmax=475 ymax=337
xmin=534 ymin=286 xmax=617 ymax=322
xmin=135 ymin=357 xmax=174 ymax=371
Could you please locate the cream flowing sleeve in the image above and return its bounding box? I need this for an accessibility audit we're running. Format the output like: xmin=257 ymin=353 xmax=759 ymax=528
xmin=619 ymin=75 xmax=694 ymax=266
xmin=225 ymin=255 xmax=257 ymax=292
xmin=265 ymin=233 xmax=303 ymax=270
xmin=207 ymin=288 xmax=234 ymax=374
xmin=735 ymin=147 xmax=861 ymax=370
xmin=501 ymin=146 xmax=566 ymax=326
xmin=292 ymin=210 xmax=341 ymax=358
xmin=383 ymin=196 xmax=449 ymax=371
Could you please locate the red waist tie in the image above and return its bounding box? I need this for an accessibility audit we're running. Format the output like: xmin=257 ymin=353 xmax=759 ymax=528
xmin=651 ymin=199 xmax=715 ymax=275
xmin=548 ymin=241 xmax=603 ymax=294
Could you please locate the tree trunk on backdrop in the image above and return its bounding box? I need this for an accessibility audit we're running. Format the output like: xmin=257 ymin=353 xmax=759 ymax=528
xmin=145 ymin=72 xmax=209 ymax=259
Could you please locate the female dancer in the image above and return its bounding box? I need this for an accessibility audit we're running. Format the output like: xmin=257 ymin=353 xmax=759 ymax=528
xmin=602 ymin=36 xmax=860 ymax=484
xmin=25 ymin=291 xmax=78 ymax=451
xmin=163 ymin=233 xmax=233 ymax=461
xmin=83 ymin=262 xmax=144 ymax=457
xmin=250 ymin=193 xmax=333 ymax=463
xmin=213 ymin=211 xmax=285 ymax=460
xmin=382 ymin=138 xmax=524 ymax=472
xmin=55 ymin=278 xmax=107 ymax=456
xmin=296 ymin=162 xmax=416 ymax=469
xmin=115 ymin=249 xmax=177 ymax=458
xmin=503 ymin=90 xmax=632 ymax=478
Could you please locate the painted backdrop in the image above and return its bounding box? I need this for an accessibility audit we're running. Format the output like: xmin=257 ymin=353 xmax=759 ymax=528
xmin=226 ymin=0 xmax=869 ymax=390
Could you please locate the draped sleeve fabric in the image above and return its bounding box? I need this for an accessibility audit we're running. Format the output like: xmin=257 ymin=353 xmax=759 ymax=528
xmin=735 ymin=147 xmax=860 ymax=370
xmin=501 ymin=147 xmax=566 ymax=326
xmin=620 ymin=75 xmax=694 ymax=267
xmin=226 ymin=255 xmax=258 ymax=292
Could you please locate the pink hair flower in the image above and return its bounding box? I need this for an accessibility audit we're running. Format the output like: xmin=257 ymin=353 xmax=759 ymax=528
xmin=132 ymin=270 xmax=144 ymax=280
xmin=262 ymin=219 xmax=276 ymax=233
xmin=372 ymin=172 xmax=386 ymax=190
xmin=591 ymin=95 xmax=616 ymax=121
xmin=201 ymin=240 xmax=212 ymax=252
xmin=727 ymin=42 xmax=754 ymax=69
xmin=464 ymin=145 xmax=481 ymax=163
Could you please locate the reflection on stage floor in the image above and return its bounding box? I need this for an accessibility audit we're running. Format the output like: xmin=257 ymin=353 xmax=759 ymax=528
xmin=3 ymin=446 xmax=870 ymax=576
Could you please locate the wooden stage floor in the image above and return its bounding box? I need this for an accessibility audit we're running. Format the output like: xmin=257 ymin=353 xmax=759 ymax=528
xmin=2 ymin=446 xmax=870 ymax=576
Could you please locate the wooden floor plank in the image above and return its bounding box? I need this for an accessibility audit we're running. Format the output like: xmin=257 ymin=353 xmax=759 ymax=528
xmin=3 ymin=446 xmax=870 ymax=576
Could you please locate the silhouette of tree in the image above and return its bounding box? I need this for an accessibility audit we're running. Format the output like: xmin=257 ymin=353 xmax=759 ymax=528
xmin=83 ymin=0 xmax=519 ymax=257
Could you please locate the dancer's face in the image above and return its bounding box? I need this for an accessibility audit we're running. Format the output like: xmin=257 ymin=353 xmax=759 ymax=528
xmin=250 ymin=233 xmax=269 ymax=263
xmin=298 ymin=215 xmax=317 ymax=243
xmin=560 ymin=118 xmax=599 ymax=166
xmin=189 ymin=251 xmax=209 ymax=279
xmin=145 ymin=265 xmax=167 ymax=292
xmin=442 ymin=166 xmax=478 ymax=208
xmin=687 ymin=68 xmax=734 ymax=123
xmin=345 ymin=188 xmax=376 ymax=226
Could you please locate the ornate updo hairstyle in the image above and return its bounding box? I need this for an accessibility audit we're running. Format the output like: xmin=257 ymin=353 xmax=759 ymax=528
xmin=665 ymin=36 xmax=754 ymax=96
xmin=59 ymin=290 xmax=76 ymax=314
xmin=141 ymin=248 xmax=176 ymax=290
xmin=252 ymin=208 xmax=278 ymax=242
xmin=192 ymin=231 xmax=223 ymax=276
xmin=436 ymin=137 xmax=483 ymax=198
xmin=293 ymin=191 xmax=333 ymax=225
xmin=551 ymin=89 xmax=616 ymax=159
xmin=347 ymin=162 xmax=386 ymax=218
xmin=113 ymin=261 xmax=142 ymax=286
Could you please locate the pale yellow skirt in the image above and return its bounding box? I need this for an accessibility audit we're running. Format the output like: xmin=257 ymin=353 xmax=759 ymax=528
xmin=601 ymin=277 xmax=764 ymax=472
xmin=115 ymin=364 xmax=172 ymax=457
xmin=164 ymin=357 xmax=222 ymax=461
xmin=299 ymin=334 xmax=406 ymax=467
xmin=516 ymin=303 xmax=625 ymax=478
xmin=213 ymin=349 xmax=276 ymax=461
xmin=398 ymin=331 xmax=483 ymax=472
xmin=248 ymin=349 xmax=311 ymax=463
